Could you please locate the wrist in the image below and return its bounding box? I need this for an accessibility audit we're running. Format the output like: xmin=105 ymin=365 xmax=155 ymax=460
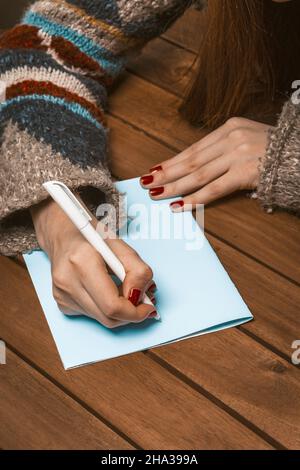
xmin=30 ymin=199 xmax=69 ymax=253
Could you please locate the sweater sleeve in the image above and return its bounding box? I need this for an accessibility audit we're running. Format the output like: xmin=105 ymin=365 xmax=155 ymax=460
xmin=257 ymin=98 xmax=300 ymax=215
xmin=0 ymin=0 xmax=201 ymax=256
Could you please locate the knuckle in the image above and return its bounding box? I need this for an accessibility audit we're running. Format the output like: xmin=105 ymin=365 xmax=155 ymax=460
xmin=195 ymin=169 xmax=207 ymax=185
xmin=103 ymin=321 xmax=120 ymax=330
xmin=105 ymin=301 xmax=121 ymax=319
xmin=136 ymin=264 xmax=153 ymax=281
xmin=52 ymin=288 xmax=62 ymax=304
xmin=208 ymin=181 xmax=223 ymax=198
xmin=187 ymin=155 xmax=200 ymax=173
xmin=229 ymin=128 xmax=246 ymax=141
xmin=68 ymin=250 xmax=85 ymax=270
xmin=189 ymin=143 xmax=199 ymax=154
xmin=237 ymin=142 xmax=251 ymax=153
xmin=58 ymin=304 xmax=73 ymax=316
xmin=68 ymin=243 xmax=95 ymax=275
xmin=52 ymin=269 xmax=67 ymax=291
xmin=226 ymin=117 xmax=242 ymax=129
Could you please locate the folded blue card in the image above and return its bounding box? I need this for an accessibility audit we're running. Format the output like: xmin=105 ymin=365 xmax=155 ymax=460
xmin=24 ymin=177 xmax=253 ymax=369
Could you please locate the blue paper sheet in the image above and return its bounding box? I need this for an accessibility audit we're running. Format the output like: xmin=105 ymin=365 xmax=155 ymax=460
xmin=24 ymin=178 xmax=253 ymax=369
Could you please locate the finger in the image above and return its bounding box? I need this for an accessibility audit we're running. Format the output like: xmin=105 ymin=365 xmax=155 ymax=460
xmin=171 ymin=171 xmax=241 ymax=210
xmin=154 ymin=118 xmax=269 ymax=173
xmin=149 ymin=153 xmax=233 ymax=200
xmin=185 ymin=122 xmax=243 ymax=155
xmin=148 ymin=281 xmax=157 ymax=293
xmin=147 ymin=291 xmax=156 ymax=305
xmin=53 ymin=286 xmax=83 ymax=316
xmin=159 ymin=124 xmax=232 ymax=172
xmin=104 ymin=237 xmax=154 ymax=302
xmin=155 ymin=118 xmax=263 ymax=173
xmin=57 ymin=301 xmax=83 ymax=316
xmin=72 ymin=286 xmax=129 ymax=328
xmin=81 ymin=256 xmax=156 ymax=323
xmin=55 ymin=284 xmax=128 ymax=327
xmin=141 ymin=138 xmax=229 ymax=192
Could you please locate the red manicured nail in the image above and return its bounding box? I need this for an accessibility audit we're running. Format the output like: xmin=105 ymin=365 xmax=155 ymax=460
xmin=128 ymin=288 xmax=141 ymax=306
xmin=149 ymin=282 xmax=157 ymax=292
xmin=150 ymin=187 xmax=164 ymax=197
xmin=148 ymin=310 xmax=157 ymax=318
xmin=170 ymin=200 xmax=184 ymax=211
xmin=149 ymin=165 xmax=162 ymax=173
xmin=140 ymin=175 xmax=154 ymax=186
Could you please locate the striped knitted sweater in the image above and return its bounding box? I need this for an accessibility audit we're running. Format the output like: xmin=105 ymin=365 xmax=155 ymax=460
xmin=0 ymin=0 xmax=299 ymax=256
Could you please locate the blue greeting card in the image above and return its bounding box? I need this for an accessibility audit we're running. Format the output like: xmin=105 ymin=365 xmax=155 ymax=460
xmin=24 ymin=178 xmax=252 ymax=369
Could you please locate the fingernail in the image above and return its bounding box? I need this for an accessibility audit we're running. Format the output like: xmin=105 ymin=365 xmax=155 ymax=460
xmin=128 ymin=288 xmax=141 ymax=306
xmin=140 ymin=175 xmax=154 ymax=186
xmin=148 ymin=310 xmax=157 ymax=318
xmin=149 ymin=281 xmax=157 ymax=292
xmin=149 ymin=165 xmax=162 ymax=173
xmin=170 ymin=200 xmax=184 ymax=211
xmin=150 ymin=187 xmax=164 ymax=197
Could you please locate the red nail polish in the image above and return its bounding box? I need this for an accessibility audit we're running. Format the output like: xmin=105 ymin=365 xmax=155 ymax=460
xmin=140 ymin=175 xmax=154 ymax=186
xmin=149 ymin=165 xmax=162 ymax=173
xmin=148 ymin=310 xmax=157 ymax=318
xmin=170 ymin=200 xmax=184 ymax=210
xmin=128 ymin=288 xmax=141 ymax=306
xmin=150 ymin=187 xmax=164 ymax=197
xmin=149 ymin=282 xmax=157 ymax=292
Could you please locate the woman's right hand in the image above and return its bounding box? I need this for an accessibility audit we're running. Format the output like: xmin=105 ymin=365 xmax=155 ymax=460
xmin=30 ymin=198 xmax=157 ymax=328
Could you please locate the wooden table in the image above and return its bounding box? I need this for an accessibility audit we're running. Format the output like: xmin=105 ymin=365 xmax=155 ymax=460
xmin=1 ymin=9 xmax=300 ymax=450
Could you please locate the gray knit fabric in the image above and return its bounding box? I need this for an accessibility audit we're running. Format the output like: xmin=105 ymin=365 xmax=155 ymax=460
xmin=257 ymin=99 xmax=300 ymax=214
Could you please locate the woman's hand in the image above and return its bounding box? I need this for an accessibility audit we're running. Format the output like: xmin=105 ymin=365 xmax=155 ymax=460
xmin=30 ymin=199 xmax=157 ymax=328
xmin=140 ymin=118 xmax=272 ymax=210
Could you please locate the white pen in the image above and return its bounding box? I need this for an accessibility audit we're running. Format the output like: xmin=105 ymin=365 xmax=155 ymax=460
xmin=43 ymin=181 xmax=160 ymax=320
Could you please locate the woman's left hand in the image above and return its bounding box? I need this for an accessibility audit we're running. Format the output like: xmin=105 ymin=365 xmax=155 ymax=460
xmin=140 ymin=118 xmax=272 ymax=211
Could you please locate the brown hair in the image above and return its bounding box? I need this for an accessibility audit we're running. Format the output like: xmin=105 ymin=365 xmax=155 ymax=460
xmin=181 ymin=0 xmax=300 ymax=129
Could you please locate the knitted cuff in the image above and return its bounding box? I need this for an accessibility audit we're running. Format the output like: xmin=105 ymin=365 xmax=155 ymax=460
xmin=0 ymin=103 xmax=119 ymax=256
xmin=257 ymin=99 xmax=300 ymax=214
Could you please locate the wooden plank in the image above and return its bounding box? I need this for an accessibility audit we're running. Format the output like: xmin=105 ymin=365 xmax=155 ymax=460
xmin=205 ymin=235 xmax=300 ymax=358
xmin=162 ymin=8 xmax=205 ymax=53
xmin=111 ymin=72 xmax=202 ymax=149
xmin=0 ymin=256 xmax=271 ymax=450
xmin=109 ymin=74 xmax=300 ymax=284
xmin=128 ymin=37 xmax=196 ymax=97
xmin=151 ymin=327 xmax=300 ymax=450
xmin=0 ymin=349 xmax=133 ymax=450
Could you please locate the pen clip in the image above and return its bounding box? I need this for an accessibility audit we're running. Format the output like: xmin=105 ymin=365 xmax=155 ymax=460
xmin=43 ymin=181 xmax=92 ymax=223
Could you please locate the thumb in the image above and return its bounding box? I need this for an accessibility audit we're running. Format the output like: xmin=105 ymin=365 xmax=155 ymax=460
xmin=123 ymin=265 xmax=154 ymax=307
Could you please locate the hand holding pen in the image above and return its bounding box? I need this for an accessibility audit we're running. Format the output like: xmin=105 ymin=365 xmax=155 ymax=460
xmin=30 ymin=182 xmax=158 ymax=328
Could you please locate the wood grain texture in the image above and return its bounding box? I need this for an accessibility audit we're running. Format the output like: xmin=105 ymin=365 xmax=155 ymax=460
xmin=0 ymin=349 xmax=133 ymax=450
xmin=128 ymin=37 xmax=196 ymax=97
xmin=162 ymin=8 xmax=205 ymax=53
xmin=0 ymin=256 xmax=271 ymax=450
xmin=152 ymin=328 xmax=300 ymax=449
xmin=206 ymin=236 xmax=300 ymax=357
